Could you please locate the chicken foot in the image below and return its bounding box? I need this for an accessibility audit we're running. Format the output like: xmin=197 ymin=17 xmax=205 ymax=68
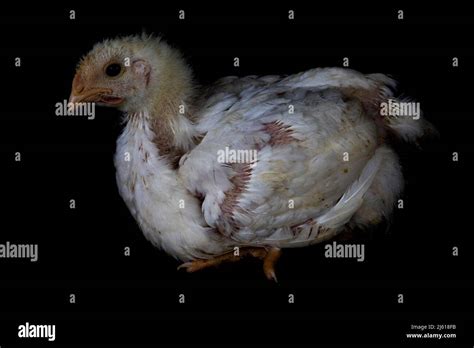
xmin=178 ymin=247 xmax=281 ymax=282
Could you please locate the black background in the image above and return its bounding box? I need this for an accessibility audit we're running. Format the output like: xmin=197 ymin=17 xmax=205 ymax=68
xmin=0 ymin=2 xmax=473 ymax=346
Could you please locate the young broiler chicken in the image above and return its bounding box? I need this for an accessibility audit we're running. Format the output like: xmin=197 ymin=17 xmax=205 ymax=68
xmin=69 ymin=35 xmax=432 ymax=281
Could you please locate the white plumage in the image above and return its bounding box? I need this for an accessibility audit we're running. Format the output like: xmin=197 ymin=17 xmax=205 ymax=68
xmin=69 ymin=35 xmax=433 ymax=280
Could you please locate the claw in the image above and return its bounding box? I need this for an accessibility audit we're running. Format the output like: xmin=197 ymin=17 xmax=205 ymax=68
xmin=177 ymin=262 xmax=192 ymax=271
xmin=177 ymin=260 xmax=208 ymax=272
xmin=263 ymin=247 xmax=281 ymax=283
xmin=264 ymin=268 xmax=278 ymax=283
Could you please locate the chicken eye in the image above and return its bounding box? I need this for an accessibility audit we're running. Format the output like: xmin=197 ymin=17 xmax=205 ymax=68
xmin=105 ymin=63 xmax=122 ymax=77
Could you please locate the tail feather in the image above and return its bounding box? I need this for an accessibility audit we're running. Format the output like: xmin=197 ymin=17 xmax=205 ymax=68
xmin=367 ymin=74 xmax=437 ymax=144
xmin=317 ymin=147 xmax=383 ymax=230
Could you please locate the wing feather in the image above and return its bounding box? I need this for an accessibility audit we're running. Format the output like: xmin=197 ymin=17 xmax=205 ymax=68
xmin=179 ymin=68 xmax=392 ymax=247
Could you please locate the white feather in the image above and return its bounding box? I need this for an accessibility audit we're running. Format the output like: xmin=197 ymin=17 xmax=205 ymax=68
xmin=316 ymin=147 xmax=383 ymax=229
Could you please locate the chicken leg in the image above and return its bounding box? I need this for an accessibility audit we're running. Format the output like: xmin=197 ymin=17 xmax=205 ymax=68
xmin=178 ymin=247 xmax=281 ymax=282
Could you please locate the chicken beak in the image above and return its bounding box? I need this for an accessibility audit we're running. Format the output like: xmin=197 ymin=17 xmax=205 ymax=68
xmin=68 ymin=88 xmax=114 ymax=104
xmin=69 ymin=74 xmax=122 ymax=105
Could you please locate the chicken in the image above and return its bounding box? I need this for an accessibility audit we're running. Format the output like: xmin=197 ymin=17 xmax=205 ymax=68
xmin=69 ymin=34 xmax=433 ymax=281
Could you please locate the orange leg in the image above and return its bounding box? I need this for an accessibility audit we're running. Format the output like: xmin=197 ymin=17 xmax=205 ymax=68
xmin=178 ymin=247 xmax=281 ymax=282
xmin=263 ymin=248 xmax=281 ymax=282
